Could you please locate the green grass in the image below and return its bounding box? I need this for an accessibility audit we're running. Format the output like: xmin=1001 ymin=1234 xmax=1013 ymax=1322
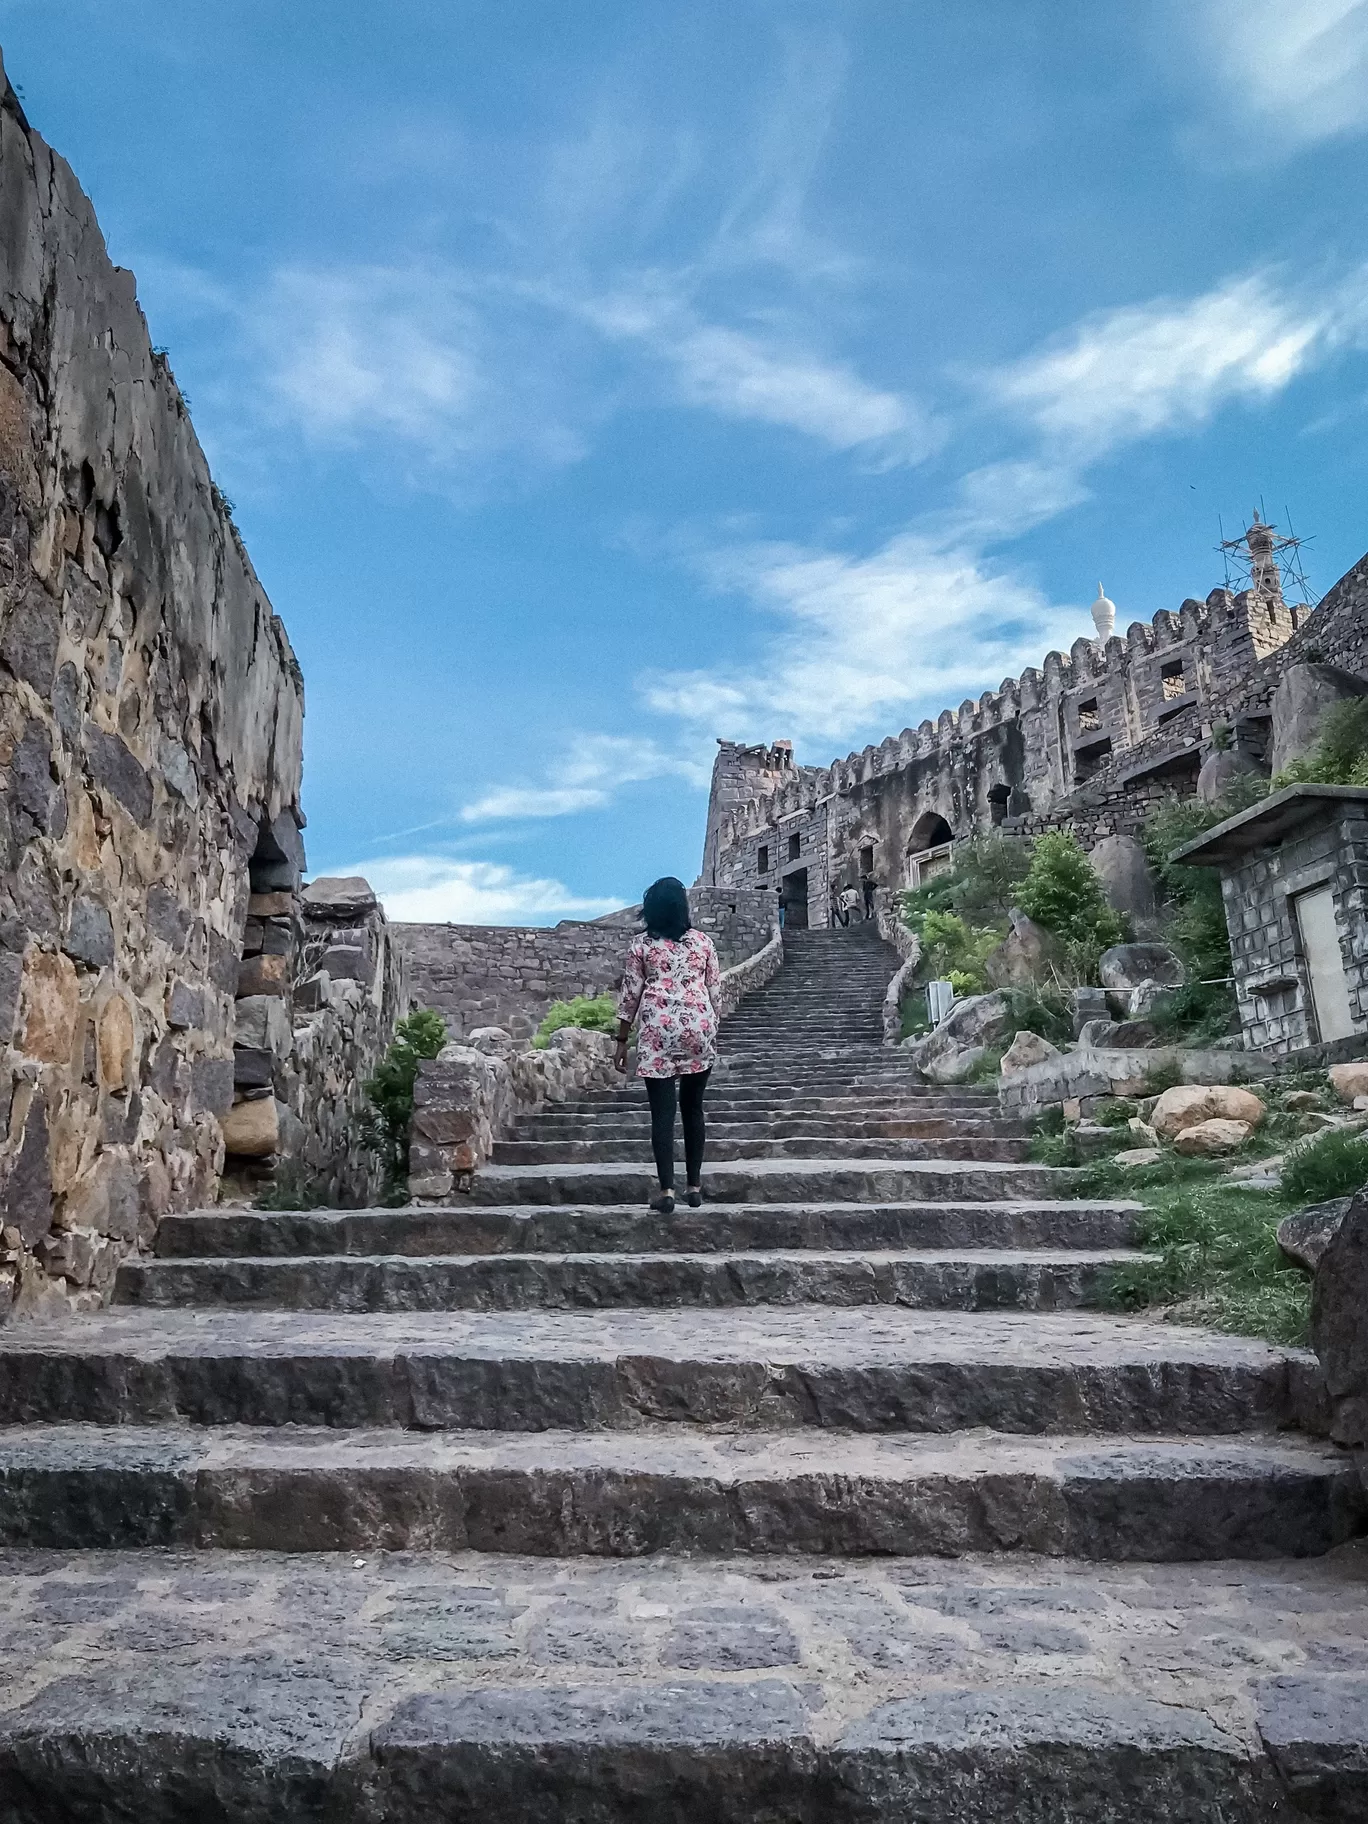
xmin=1099 ymin=1172 xmax=1309 ymax=1346
xmin=1280 ymin=1126 xmax=1368 ymax=1203
xmin=532 ymin=994 xmax=618 ymax=1048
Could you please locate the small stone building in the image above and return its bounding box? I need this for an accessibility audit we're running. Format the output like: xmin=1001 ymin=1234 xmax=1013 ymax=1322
xmin=1172 ymin=785 xmax=1368 ymax=1060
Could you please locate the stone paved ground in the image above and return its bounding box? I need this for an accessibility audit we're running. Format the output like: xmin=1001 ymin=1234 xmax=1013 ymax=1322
xmin=0 ymin=1546 xmax=1365 ymax=1820
xmin=0 ymin=926 xmax=1365 ymax=1819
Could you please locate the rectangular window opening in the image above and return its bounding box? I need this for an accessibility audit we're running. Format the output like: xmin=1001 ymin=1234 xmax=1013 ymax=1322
xmin=757 ymin=846 xmax=769 ymax=875
xmin=1074 ymin=737 xmax=1112 ymax=780
xmin=1161 ymin=660 xmax=1185 ymax=701
xmin=788 ymin=832 xmax=801 ymax=860
xmin=1077 ymin=698 xmax=1101 ymax=733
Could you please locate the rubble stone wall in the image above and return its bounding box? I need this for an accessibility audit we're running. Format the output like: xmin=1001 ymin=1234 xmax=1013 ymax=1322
xmin=0 ymin=63 xmax=307 ymax=1312
xmin=397 ymin=887 xmax=777 ymax=1040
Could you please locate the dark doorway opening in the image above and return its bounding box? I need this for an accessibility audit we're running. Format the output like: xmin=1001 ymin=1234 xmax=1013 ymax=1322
xmin=782 ymin=867 xmax=809 ymax=929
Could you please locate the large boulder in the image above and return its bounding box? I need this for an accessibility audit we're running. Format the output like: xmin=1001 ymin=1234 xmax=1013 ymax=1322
xmin=1088 ymin=834 xmax=1157 ymax=931
xmin=1312 ymin=1185 xmax=1368 ymax=1453
xmin=999 ymin=1029 xmax=1060 ymax=1076
xmin=1077 ymin=1017 xmax=1159 ymax=1049
xmin=1278 ymin=1198 xmax=1352 ymax=1273
xmin=1099 ymin=942 xmax=1186 ymax=1017
xmin=1271 ymin=661 xmax=1368 ymax=775
xmin=921 ymin=1044 xmax=988 ymax=1085
xmin=903 ymin=991 xmax=1010 ymax=1079
xmin=1152 ymin=1082 xmax=1266 ymax=1138
xmin=983 ymin=911 xmax=1059 ymax=989
xmin=1197 ymin=746 xmax=1263 ymax=806
xmin=1173 ymin=1117 xmax=1251 ymax=1156
xmin=1329 ymin=1062 xmax=1368 ymax=1105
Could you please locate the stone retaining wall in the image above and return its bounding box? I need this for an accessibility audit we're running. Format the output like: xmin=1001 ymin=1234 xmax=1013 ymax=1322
xmin=0 ymin=65 xmax=306 ymax=1314
xmin=398 ymin=887 xmax=777 ymax=1040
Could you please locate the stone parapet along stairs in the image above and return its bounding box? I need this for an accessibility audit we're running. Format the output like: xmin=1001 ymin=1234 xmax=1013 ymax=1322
xmin=0 ymin=923 xmax=1365 ymax=1818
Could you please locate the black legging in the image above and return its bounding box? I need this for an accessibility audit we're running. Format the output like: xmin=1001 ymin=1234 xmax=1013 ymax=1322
xmin=645 ymin=1070 xmax=710 ymax=1191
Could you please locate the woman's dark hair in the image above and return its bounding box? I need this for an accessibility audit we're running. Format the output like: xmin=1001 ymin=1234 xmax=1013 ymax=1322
xmin=642 ymin=876 xmax=691 ymax=942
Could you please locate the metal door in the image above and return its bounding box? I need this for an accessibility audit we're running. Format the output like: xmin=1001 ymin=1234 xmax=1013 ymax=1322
xmin=1295 ymin=886 xmax=1355 ymax=1043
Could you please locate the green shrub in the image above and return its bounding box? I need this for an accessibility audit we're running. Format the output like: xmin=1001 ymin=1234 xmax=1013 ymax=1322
xmin=362 ymin=1008 xmax=450 ymax=1197
xmin=1280 ymin=1126 xmax=1368 ymax=1204
xmin=1034 ymin=1104 xmax=1065 ymax=1136
xmin=532 ymin=993 xmax=619 ymax=1048
xmin=1274 ymin=696 xmax=1368 ymax=789
xmin=1095 ymin=1098 xmax=1137 ymax=1128
xmin=1003 ymin=983 xmax=1073 ymax=1047
xmin=942 ymin=833 xmax=1032 ymax=926
xmin=1015 ymin=831 xmax=1125 ymax=967
xmin=917 ymin=911 xmax=1003 ymax=993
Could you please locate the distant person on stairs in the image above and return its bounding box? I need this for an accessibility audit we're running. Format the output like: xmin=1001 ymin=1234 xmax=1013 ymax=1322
xmin=613 ymin=877 xmax=721 ymax=1215
xmin=838 ymin=883 xmax=861 ymax=925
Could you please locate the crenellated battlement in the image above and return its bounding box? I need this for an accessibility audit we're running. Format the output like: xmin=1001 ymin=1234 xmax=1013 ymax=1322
xmin=702 ymin=558 xmax=1306 ymax=923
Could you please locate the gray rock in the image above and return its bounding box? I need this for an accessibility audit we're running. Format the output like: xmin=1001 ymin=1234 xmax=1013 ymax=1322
xmin=0 ymin=579 xmax=59 ymax=694
xmin=1071 ymin=986 xmax=1109 ymax=1036
xmin=984 ymin=910 xmax=1059 ymax=989
xmin=234 ymin=994 xmax=293 ymax=1056
xmin=1197 ymin=747 xmax=1262 ymax=805
xmin=921 ymin=1043 xmax=988 ymax=1084
xmin=904 ymin=992 xmax=1010 ymax=1081
xmin=50 ymin=660 xmax=82 ymax=746
xmin=145 ymin=884 xmax=190 ymax=950
xmin=165 ymin=979 xmax=205 ymax=1030
xmin=83 ymin=721 xmax=153 ymax=825
xmin=1278 ymin=1198 xmax=1351 ymax=1273
xmin=62 ymin=895 xmax=114 ymax=969
xmin=1271 ymin=661 xmax=1368 ymax=775
xmin=189 ymin=1056 xmax=235 ymax=1117
xmin=1099 ymin=943 xmax=1186 ymax=994
xmin=1257 ymin=1673 xmax=1368 ymax=1817
xmin=157 ymin=735 xmax=199 ymax=806
xmin=1089 ymin=834 xmax=1157 ymax=929
xmin=319 ymin=943 xmax=371 ymax=983
xmin=232 ymin=1046 xmax=275 ymax=1090
xmin=1077 ymin=1018 xmax=1159 ymax=1049
xmin=302 ymin=875 xmax=378 ymax=918
xmin=1312 ymin=1186 xmax=1368 ymax=1452
xmin=999 ymin=1029 xmax=1059 ymax=1075
xmin=4 ymin=1092 xmax=52 ymax=1245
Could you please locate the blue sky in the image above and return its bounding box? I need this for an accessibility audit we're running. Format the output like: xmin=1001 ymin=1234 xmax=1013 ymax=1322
xmin=5 ymin=1 xmax=1368 ymax=921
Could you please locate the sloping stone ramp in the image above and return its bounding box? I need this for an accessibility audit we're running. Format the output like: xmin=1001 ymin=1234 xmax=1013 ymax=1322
xmin=0 ymin=924 xmax=1365 ymax=1819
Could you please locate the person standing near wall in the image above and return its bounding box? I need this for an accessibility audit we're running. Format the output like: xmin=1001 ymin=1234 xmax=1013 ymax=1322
xmin=613 ymin=878 xmax=721 ymax=1215
xmin=776 ymin=883 xmax=787 ymax=929
xmin=830 ymin=882 xmax=847 ymax=927
xmin=839 ymin=883 xmax=861 ymax=925
xmin=861 ymin=871 xmax=876 ymax=920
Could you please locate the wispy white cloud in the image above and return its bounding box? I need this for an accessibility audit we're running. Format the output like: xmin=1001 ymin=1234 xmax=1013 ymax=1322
xmin=642 ymin=531 xmax=1083 ymax=747
xmin=460 ymin=733 xmax=709 ymax=824
xmin=985 ymin=272 xmax=1336 ymax=457
xmin=343 ymin=855 xmax=624 ymax=924
xmin=1167 ymin=0 xmax=1368 ymax=152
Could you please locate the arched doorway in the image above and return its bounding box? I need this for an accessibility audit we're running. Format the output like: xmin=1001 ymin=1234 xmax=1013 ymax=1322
xmin=905 ymin=812 xmax=954 ymax=888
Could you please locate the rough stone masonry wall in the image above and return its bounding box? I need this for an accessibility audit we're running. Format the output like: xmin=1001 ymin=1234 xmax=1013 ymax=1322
xmin=398 ymin=887 xmax=777 ymax=1040
xmin=0 ymin=62 xmax=307 ymax=1313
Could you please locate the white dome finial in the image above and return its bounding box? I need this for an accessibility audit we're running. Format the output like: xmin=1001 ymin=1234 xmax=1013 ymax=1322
xmin=1091 ymin=581 xmax=1116 ymax=641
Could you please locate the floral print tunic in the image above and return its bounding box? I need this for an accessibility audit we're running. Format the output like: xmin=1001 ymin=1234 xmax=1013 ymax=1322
xmin=616 ymin=929 xmax=721 ymax=1079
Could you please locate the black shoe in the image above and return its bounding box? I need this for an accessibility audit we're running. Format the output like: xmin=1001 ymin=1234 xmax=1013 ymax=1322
xmin=651 ymin=1191 xmax=676 ymax=1214
xmin=685 ymin=1188 xmax=703 ymax=1208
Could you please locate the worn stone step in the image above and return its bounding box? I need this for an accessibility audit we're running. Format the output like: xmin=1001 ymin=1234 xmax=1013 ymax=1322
xmin=0 ymin=1307 xmax=1311 ymax=1435
xmin=490 ymin=1136 xmax=1034 ymax=1165
xmin=548 ymin=1092 xmax=997 ymax=1115
xmin=114 ymin=1248 xmax=1136 ymax=1314
xmin=0 ymin=1545 xmax=1362 ymax=1822
xmin=0 ymin=1426 xmax=1358 ymax=1560
xmin=155 ymin=1199 xmax=1144 ymax=1260
xmin=509 ymin=1115 xmax=1028 ymax=1141
xmin=465 ymin=1157 xmax=1075 ymax=1205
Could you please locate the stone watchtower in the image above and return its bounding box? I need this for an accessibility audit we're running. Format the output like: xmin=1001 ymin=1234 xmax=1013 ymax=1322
xmin=700 ymin=739 xmax=796 ymax=886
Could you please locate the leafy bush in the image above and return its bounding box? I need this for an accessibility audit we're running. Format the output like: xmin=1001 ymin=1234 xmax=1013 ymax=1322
xmin=941 ymin=833 xmax=1032 ymax=926
xmin=532 ymin=993 xmax=618 ymax=1049
xmin=1095 ymin=1098 xmax=1138 ymax=1128
xmin=1280 ymin=1126 xmax=1368 ymax=1204
xmin=1003 ymin=983 xmax=1073 ymax=1047
xmin=916 ymin=911 xmax=1003 ymax=993
xmin=1015 ymin=831 xmax=1125 ymax=969
xmin=1274 ymin=696 xmax=1368 ymax=789
xmin=362 ymin=1008 xmax=450 ymax=1196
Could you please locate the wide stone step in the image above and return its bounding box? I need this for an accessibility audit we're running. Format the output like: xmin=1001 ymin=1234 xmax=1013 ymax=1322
xmin=464 ymin=1157 xmax=1075 ymax=1205
xmin=490 ymin=1136 xmax=1033 ymax=1165
xmin=0 ymin=1425 xmax=1358 ymax=1560
xmin=0 ymin=1307 xmax=1309 ymax=1434
xmin=508 ymin=1115 xmax=1027 ymax=1140
xmin=0 ymin=1545 xmax=1362 ymax=1824
xmin=154 ymin=1199 xmax=1144 ymax=1259
xmin=548 ymin=1092 xmax=997 ymax=1115
xmin=115 ymin=1247 xmax=1136 ymax=1314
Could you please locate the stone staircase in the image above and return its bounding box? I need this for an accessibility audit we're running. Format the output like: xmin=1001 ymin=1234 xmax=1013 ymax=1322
xmin=0 ymin=924 xmax=1364 ymax=1818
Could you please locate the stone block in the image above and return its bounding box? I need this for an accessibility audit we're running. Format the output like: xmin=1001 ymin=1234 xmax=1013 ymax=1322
xmin=302 ymin=875 xmax=378 ymax=917
xmin=1173 ymin=1116 xmax=1252 ymax=1156
xmin=145 ymin=884 xmax=191 ymax=950
xmin=293 ymin=972 xmax=331 ymax=1014
xmin=3 ymin=1093 xmax=52 ymax=1245
xmin=319 ymin=943 xmax=371 ymax=983
xmin=18 ymin=950 xmax=79 ymax=1063
xmin=248 ymin=891 xmax=295 ymax=918
xmin=1278 ymin=1198 xmax=1351 ymax=1273
xmin=63 ymin=896 xmax=114 ymax=970
xmin=1152 ymin=1083 xmax=1265 ymax=1138
xmin=237 ymin=953 xmax=289 ymax=999
xmin=257 ymin=919 xmax=294 ymax=956
xmin=61 ymin=1148 xmax=140 ymax=1242
xmin=1329 ymin=1062 xmax=1368 ymax=1104
xmin=0 ymin=579 xmax=59 ymax=694
xmin=189 ymin=1056 xmax=235 ymax=1117
xmin=165 ymin=980 xmax=204 ymax=1030
xmin=1313 ymin=1187 xmax=1368 ymax=1451
xmin=232 ymin=1047 xmax=274 ymax=1090
xmin=221 ymin=1096 xmax=281 ymax=1157
xmin=97 ymin=995 xmax=136 ymax=1091
xmin=83 ymin=721 xmax=153 ymax=824
xmin=233 ymin=994 xmax=293 ymax=1055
